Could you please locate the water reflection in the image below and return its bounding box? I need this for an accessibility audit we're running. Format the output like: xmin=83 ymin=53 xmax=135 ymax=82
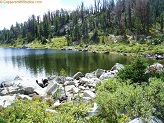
xmin=0 ymin=48 xmax=156 ymax=83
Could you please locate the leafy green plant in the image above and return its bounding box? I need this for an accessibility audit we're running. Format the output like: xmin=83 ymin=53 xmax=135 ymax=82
xmin=54 ymin=102 xmax=89 ymax=123
xmin=117 ymin=58 xmax=149 ymax=84
xmin=0 ymin=99 xmax=54 ymax=123
xmin=95 ymin=77 xmax=164 ymax=122
xmin=151 ymin=35 xmax=164 ymax=45
xmin=145 ymin=78 xmax=164 ymax=120
xmin=60 ymin=68 xmax=67 ymax=77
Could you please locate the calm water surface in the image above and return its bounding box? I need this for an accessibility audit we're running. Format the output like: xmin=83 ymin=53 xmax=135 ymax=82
xmin=0 ymin=48 xmax=156 ymax=83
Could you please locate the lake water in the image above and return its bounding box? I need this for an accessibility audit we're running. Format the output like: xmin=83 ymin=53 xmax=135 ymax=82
xmin=0 ymin=48 xmax=156 ymax=83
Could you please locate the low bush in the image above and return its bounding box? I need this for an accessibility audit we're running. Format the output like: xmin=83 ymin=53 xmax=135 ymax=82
xmin=117 ymin=58 xmax=149 ymax=84
xmin=0 ymin=99 xmax=53 ymax=123
xmin=53 ymin=102 xmax=89 ymax=123
xmin=95 ymin=77 xmax=164 ymax=122
xmin=0 ymin=99 xmax=90 ymax=123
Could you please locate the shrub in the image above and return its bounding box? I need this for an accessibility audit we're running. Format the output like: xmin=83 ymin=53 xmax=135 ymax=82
xmin=86 ymin=114 xmax=108 ymax=123
xmin=145 ymin=78 xmax=164 ymax=120
xmin=151 ymin=35 xmax=164 ymax=45
xmin=117 ymin=58 xmax=149 ymax=84
xmin=95 ymin=78 xmax=164 ymax=122
xmin=50 ymin=101 xmax=90 ymax=123
xmin=0 ymin=99 xmax=90 ymax=123
xmin=0 ymin=99 xmax=53 ymax=123
xmin=149 ymin=71 xmax=164 ymax=81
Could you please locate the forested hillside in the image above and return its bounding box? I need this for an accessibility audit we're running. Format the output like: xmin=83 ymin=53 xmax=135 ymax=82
xmin=0 ymin=0 xmax=164 ymax=46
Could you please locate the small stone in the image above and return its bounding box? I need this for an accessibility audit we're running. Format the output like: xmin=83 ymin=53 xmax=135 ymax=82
xmin=46 ymin=109 xmax=58 ymax=114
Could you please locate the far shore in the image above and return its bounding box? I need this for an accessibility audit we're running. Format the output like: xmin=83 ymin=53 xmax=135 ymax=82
xmin=1 ymin=44 xmax=164 ymax=61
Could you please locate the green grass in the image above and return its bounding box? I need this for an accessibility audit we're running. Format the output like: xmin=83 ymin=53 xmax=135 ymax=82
xmin=49 ymin=37 xmax=67 ymax=49
xmin=1 ymin=34 xmax=164 ymax=55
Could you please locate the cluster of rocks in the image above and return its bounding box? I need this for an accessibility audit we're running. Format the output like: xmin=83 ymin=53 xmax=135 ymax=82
xmin=144 ymin=54 xmax=164 ymax=60
xmin=0 ymin=62 xmax=163 ymax=107
xmin=0 ymin=62 xmax=164 ymax=123
xmin=0 ymin=63 xmax=124 ymax=107
xmin=62 ymin=46 xmax=164 ymax=60
xmin=38 ymin=63 xmax=124 ymax=104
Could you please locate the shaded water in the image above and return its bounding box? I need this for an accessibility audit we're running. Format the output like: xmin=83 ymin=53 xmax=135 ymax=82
xmin=0 ymin=48 xmax=156 ymax=83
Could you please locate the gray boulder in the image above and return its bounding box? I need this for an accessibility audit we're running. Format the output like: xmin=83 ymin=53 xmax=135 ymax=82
xmin=94 ymin=69 xmax=105 ymax=78
xmin=23 ymin=87 xmax=35 ymax=95
xmin=72 ymin=87 xmax=80 ymax=94
xmin=84 ymin=78 xmax=100 ymax=88
xmin=90 ymin=78 xmax=101 ymax=84
xmin=149 ymin=117 xmax=163 ymax=123
xmin=0 ymin=94 xmax=32 ymax=107
xmin=0 ymin=81 xmax=14 ymax=88
xmin=0 ymin=95 xmax=17 ymax=107
xmin=79 ymin=78 xmax=90 ymax=86
xmin=83 ymin=90 xmax=96 ymax=99
xmin=156 ymin=55 xmax=163 ymax=60
xmin=78 ymin=86 xmax=86 ymax=90
xmin=147 ymin=63 xmax=164 ymax=73
xmin=85 ymin=72 xmax=96 ymax=79
xmin=34 ymin=88 xmax=47 ymax=97
xmin=64 ymin=81 xmax=76 ymax=86
xmin=111 ymin=63 xmax=124 ymax=71
xmin=66 ymin=77 xmax=74 ymax=81
xmin=46 ymin=81 xmax=59 ymax=95
xmin=73 ymin=72 xmax=84 ymax=80
xmin=128 ymin=117 xmax=163 ymax=123
xmin=0 ymin=89 xmax=9 ymax=96
xmin=0 ymin=86 xmax=18 ymax=95
xmin=128 ymin=118 xmax=143 ymax=123
xmin=65 ymin=85 xmax=76 ymax=93
xmin=99 ymin=72 xmax=115 ymax=80
xmin=53 ymin=100 xmax=61 ymax=107
xmin=151 ymin=63 xmax=164 ymax=71
xmin=0 ymin=86 xmax=34 ymax=96
xmin=67 ymin=86 xmax=80 ymax=95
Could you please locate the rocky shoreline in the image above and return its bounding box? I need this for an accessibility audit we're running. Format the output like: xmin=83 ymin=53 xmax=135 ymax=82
xmin=0 ymin=62 xmax=164 ymax=106
xmin=0 ymin=63 xmax=124 ymax=107
xmin=3 ymin=45 xmax=164 ymax=60
xmin=0 ymin=62 xmax=164 ymax=123
xmin=61 ymin=46 xmax=164 ymax=60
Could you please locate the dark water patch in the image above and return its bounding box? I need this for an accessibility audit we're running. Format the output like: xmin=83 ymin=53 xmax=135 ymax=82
xmin=0 ymin=48 xmax=159 ymax=83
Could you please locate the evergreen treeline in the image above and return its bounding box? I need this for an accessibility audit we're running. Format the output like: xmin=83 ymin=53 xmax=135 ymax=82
xmin=0 ymin=0 xmax=164 ymax=45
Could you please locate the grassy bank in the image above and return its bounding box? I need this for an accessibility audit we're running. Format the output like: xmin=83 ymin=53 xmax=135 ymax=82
xmin=1 ymin=34 xmax=164 ymax=56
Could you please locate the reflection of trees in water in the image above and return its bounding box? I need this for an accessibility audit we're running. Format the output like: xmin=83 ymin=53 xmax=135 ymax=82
xmin=11 ymin=51 xmax=133 ymax=77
